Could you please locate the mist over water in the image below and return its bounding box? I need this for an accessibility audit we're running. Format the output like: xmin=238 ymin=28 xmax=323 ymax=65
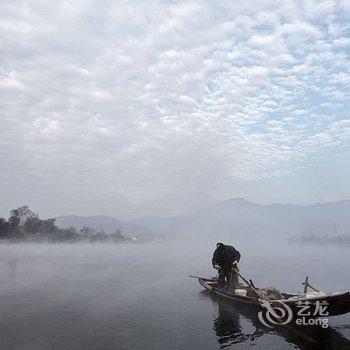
xmin=1 ymin=237 xmax=350 ymax=350
xmin=1 ymin=1 xmax=350 ymax=349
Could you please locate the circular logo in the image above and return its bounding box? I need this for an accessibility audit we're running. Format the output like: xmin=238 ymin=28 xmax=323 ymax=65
xmin=258 ymin=300 xmax=293 ymax=328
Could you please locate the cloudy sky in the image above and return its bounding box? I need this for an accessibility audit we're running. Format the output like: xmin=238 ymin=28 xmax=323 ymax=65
xmin=1 ymin=0 xmax=350 ymax=219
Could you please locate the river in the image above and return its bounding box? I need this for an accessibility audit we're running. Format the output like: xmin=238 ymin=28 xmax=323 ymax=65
xmin=0 ymin=238 xmax=349 ymax=349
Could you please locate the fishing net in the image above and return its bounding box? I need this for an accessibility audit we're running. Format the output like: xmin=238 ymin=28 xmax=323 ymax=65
xmin=260 ymin=287 xmax=283 ymax=300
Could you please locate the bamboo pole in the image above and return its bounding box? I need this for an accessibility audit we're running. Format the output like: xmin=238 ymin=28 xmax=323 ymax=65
xmin=233 ymin=268 xmax=269 ymax=301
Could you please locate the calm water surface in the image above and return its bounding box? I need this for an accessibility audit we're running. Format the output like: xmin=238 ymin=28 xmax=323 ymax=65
xmin=0 ymin=239 xmax=349 ymax=349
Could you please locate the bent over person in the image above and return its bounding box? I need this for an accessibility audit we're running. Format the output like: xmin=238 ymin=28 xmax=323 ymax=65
xmin=212 ymin=243 xmax=241 ymax=289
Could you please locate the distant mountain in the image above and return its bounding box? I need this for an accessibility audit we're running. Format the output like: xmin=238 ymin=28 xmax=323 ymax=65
xmin=55 ymin=215 xmax=153 ymax=236
xmin=127 ymin=198 xmax=350 ymax=237
xmin=56 ymin=198 xmax=350 ymax=238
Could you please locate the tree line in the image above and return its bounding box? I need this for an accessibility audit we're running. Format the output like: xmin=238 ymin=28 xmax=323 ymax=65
xmin=0 ymin=206 xmax=131 ymax=243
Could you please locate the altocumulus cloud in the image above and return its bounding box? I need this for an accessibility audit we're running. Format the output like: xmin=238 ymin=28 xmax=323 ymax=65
xmin=0 ymin=0 xmax=349 ymax=217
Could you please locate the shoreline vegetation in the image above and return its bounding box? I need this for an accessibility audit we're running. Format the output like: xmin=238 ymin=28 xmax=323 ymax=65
xmin=0 ymin=206 xmax=138 ymax=243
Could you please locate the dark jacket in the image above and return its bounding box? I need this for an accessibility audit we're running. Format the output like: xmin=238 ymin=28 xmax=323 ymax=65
xmin=212 ymin=245 xmax=241 ymax=268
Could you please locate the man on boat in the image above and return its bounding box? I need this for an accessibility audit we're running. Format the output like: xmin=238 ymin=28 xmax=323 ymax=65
xmin=212 ymin=243 xmax=241 ymax=289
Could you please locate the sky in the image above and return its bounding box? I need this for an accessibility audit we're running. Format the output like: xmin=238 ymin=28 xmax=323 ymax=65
xmin=0 ymin=0 xmax=350 ymax=219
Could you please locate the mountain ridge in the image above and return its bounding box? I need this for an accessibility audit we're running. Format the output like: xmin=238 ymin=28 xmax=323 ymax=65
xmin=55 ymin=214 xmax=152 ymax=236
xmin=127 ymin=198 xmax=350 ymax=237
xmin=56 ymin=198 xmax=350 ymax=238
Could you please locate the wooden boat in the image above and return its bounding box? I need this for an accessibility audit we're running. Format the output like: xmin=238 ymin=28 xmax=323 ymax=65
xmin=201 ymin=289 xmax=350 ymax=349
xmin=192 ymin=272 xmax=350 ymax=317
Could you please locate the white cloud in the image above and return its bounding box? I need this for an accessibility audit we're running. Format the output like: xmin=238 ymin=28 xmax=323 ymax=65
xmin=0 ymin=72 xmax=24 ymax=89
xmin=0 ymin=0 xmax=349 ymax=217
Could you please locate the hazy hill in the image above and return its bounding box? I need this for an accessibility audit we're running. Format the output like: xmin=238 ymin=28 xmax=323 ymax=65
xmin=55 ymin=215 xmax=152 ymax=236
xmin=56 ymin=199 xmax=350 ymax=238
xmin=127 ymin=198 xmax=350 ymax=237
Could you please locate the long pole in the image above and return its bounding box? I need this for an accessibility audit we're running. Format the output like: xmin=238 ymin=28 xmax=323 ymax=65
xmin=233 ymin=268 xmax=269 ymax=300
xmin=188 ymin=275 xmax=211 ymax=280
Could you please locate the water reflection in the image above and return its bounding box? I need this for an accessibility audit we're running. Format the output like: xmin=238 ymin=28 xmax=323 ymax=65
xmin=201 ymin=290 xmax=350 ymax=350
xmin=7 ymin=257 xmax=18 ymax=279
xmin=213 ymin=297 xmax=264 ymax=347
xmin=0 ymin=256 xmax=18 ymax=280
